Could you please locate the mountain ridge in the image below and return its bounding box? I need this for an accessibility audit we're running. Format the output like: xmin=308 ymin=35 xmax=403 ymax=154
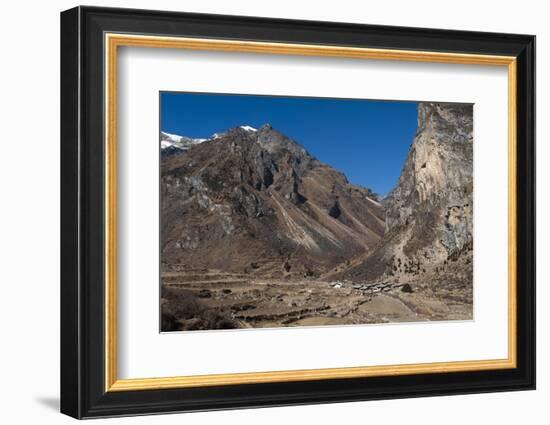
xmin=161 ymin=102 xmax=472 ymax=295
xmin=160 ymin=124 xmax=384 ymax=278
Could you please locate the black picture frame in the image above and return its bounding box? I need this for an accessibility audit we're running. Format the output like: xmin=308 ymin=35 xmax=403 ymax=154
xmin=61 ymin=5 xmax=535 ymax=419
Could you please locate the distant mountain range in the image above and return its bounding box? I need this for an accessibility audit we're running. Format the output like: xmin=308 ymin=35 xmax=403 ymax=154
xmin=160 ymin=103 xmax=473 ymax=292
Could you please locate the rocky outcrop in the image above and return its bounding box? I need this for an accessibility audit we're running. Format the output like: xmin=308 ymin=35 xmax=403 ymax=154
xmin=336 ymin=102 xmax=473 ymax=289
xmin=161 ymin=124 xmax=385 ymax=277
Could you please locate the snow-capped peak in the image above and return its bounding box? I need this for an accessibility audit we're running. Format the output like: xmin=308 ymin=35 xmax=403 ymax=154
xmin=161 ymin=125 xmax=258 ymax=157
xmin=160 ymin=131 xmax=208 ymax=156
xmin=210 ymin=132 xmax=225 ymax=140
xmin=239 ymin=125 xmax=257 ymax=132
xmin=161 ymin=131 xmax=185 ymax=143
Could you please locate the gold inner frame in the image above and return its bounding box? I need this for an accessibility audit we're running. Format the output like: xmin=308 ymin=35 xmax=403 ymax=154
xmin=104 ymin=33 xmax=518 ymax=392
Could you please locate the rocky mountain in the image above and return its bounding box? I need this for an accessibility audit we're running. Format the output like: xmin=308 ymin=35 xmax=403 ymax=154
xmin=161 ymin=101 xmax=473 ymax=295
xmin=331 ymin=102 xmax=473 ymax=294
xmin=160 ymin=124 xmax=385 ymax=278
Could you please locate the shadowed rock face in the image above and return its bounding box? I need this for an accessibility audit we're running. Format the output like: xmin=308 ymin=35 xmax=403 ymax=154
xmin=161 ymin=124 xmax=385 ymax=278
xmin=335 ymin=102 xmax=473 ymax=288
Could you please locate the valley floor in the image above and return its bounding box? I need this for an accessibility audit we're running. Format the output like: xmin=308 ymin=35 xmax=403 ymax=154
xmin=161 ymin=269 xmax=473 ymax=331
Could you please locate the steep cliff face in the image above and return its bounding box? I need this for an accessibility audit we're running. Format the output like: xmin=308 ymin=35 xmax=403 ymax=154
xmin=385 ymin=103 xmax=473 ymax=259
xmin=336 ymin=103 xmax=473 ymax=291
xmin=161 ymin=124 xmax=385 ymax=277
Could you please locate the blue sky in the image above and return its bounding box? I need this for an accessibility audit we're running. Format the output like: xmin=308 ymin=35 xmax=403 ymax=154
xmin=161 ymin=92 xmax=418 ymax=195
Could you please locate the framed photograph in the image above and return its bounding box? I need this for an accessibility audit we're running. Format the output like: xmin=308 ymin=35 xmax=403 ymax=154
xmin=60 ymin=6 xmax=535 ymax=419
